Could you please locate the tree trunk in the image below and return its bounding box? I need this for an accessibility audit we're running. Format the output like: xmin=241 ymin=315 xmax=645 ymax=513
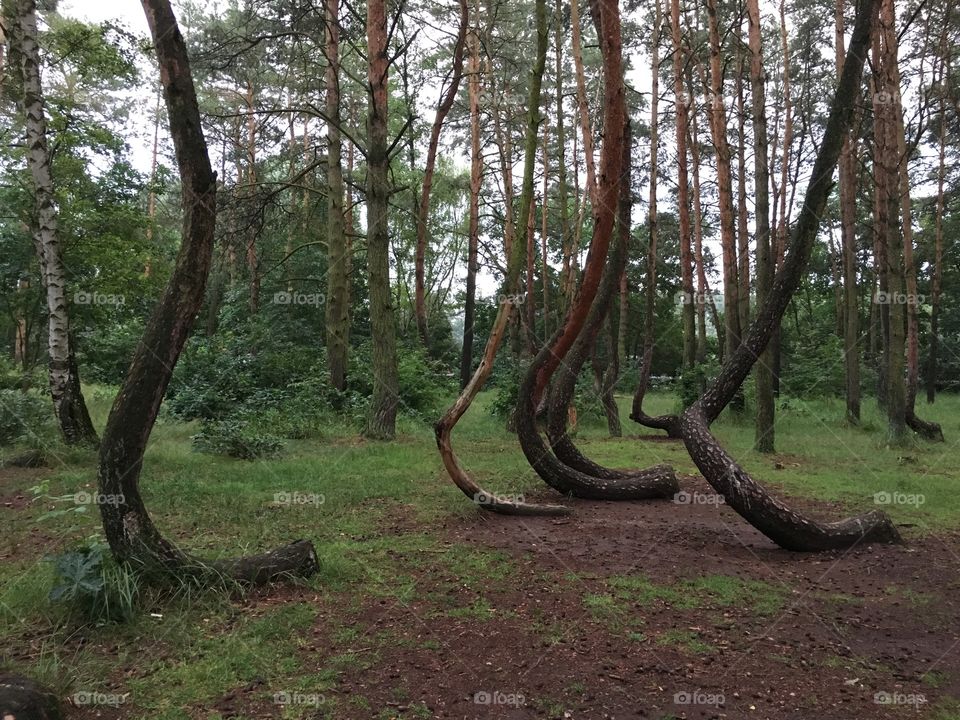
xmin=414 ymin=0 xmax=468 ymax=349
xmin=705 ymin=0 xmax=741 ymax=366
xmin=364 ymin=0 xmax=400 ymax=440
xmin=748 ymin=0 xmax=774 ymax=453
xmin=735 ymin=52 xmax=750 ymax=343
xmin=837 ymin=0 xmax=861 ymax=424
xmin=926 ymin=39 xmax=945 ymax=404
xmin=690 ymin=104 xmax=708 ymax=364
xmin=244 ymin=80 xmax=260 ymax=315
xmin=517 ymin=1 xmax=678 ymax=500
xmin=873 ymin=0 xmax=906 ymax=443
xmin=674 ymin=0 xmax=696 ymax=372
xmin=678 ymin=0 xmax=900 ymax=552
xmin=889 ymin=45 xmax=943 ymax=441
xmin=540 ymin=135 xmax=551 ymax=338
xmin=554 ymin=0 xmax=573 ymax=316
xmin=533 ymin=119 xmax=677 ymax=498
xmin=631 ymin=0 xmax=680 ymax=437
xmin=459 ymin=14 xmax=482 ymax=391
xmin=324 ymin=0 xmax=350 ymax=394
xmin=96 ymin=0 xmax=318 ymax=584
xmin=435 ymin=0 xmax=569 ymax=517
xmin=15 ymin=0 xmax=98 ymax=447
xmin=570 ymin=0 xmax=597 ymax=207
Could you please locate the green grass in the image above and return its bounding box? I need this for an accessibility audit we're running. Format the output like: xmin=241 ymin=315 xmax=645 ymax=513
xmin=1 ymin=387 xmax=959 ymax=718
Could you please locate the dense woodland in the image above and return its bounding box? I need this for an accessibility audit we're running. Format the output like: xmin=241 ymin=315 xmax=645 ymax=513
xmin=0 ymin=0 xmax=959 ymax=714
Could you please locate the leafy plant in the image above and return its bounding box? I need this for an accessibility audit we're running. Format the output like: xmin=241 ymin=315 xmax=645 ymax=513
xmin=48 ymin=539 xmax=139 ymax=624
xmin=192 ymin=419 xmax=285 ymax=460
xmin=0 ymin=389 xmax=54 ymax=446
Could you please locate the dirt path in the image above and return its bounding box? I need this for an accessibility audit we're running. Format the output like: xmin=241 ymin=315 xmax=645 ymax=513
xmin=314 ymin=476 xmax=960 ymax=719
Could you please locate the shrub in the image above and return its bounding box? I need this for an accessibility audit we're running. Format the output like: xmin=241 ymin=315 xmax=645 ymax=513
xmin=48 ymin=539 xmax=139 ymax=624
xmin=191 ymin=419 xmax=285 ymax=460
xmin=0 ymin=389 xmax=54 ymax=446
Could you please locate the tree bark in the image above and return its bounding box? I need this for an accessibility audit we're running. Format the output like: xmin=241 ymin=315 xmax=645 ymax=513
xmin=15 ymin=0 xmax=98 ymax=447
xmin=926 ymin=35 xmax=946 ymax=404
xmin=678 ymin=0 xmax=900 ymax=551
xmin=459 ymin=12 xmax=482 ymax=391
xmin=872 ymin=0 xmax=906 ymax=443
xmin=748 ymin=0 xmax=774 ymax=453
xmin=631 ymin=0 xmax=681 ymax=437
xmin=517 ymin=1 xmax=678 ymax=500
xmin=324 ymin=0 xmax=350 ymax=394
xmin=414 ymin=0 xmax=468 ymax=349
xmin=96 ymin=0 xmax=318 ymax=584
xmin=436 ymin=0 xmax=568 ymax=517
xmin=705 ymin=0 xmax=741 ymax=365
xmin=364 ymin=0 xmax=400 ymax=440
xmin=836 ymin=0 xmax=861 ymax=424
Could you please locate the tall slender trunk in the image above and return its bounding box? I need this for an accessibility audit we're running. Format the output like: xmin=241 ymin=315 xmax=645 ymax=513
xmin=144 ymin=86 xmax=161 ymax=277
xmin=771 ymin=0 xmax=793 ymax=397
xmin=872 ymin=0 xmax=905 ymax=442
xmin=324 ymin=0 xmax=350 ymax=393
xmin=927 ymin=36 xmax=947 ymax=404
xmin=837 ymin=0 xmax=861 ymax=423
xmin=748 ymin=0 xmax=774 ymax=453
xmin=554 ymin=2 xmax=572 ymax=316
xmin=365 ymin=0 xmax=399 ymax=439
xmin=570 ymin=0 xmax=597 ymax=207
xmin=540 ymin=136 xmax=551 ymax=339
xmin=673 ymin=0 xmax=695 ymax=370
xmin=414 ymin=0 xmax=468 ymax=348
xmin=706 ymin=0 xmax=740 ymax=364
xmin=460 ymin=12 xmax=482 ymax=391
xmin=244 ymin=80 xmax=260 ymax=314
xmin=15 ymin=0 xmax=97 ymax=446
xmin=634 ymin=0 xmax=661 ymax=414
xmin=436 ymin=0 xmax=568 ymax=516
xmin=690 ymin=101 xmax=708 ymax=363
xmin=525 ymin=190 xmax=537 ymax=354
xmin=735 ymin=52 xmax=750 ymax=342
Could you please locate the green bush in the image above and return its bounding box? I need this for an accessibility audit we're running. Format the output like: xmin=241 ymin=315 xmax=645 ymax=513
xmin=0 ymin=389 xmax=54 ymax=446
xmin=348 ymin=341 xmax=453 ymax=420
xmin=77 ymin=318 xmax=145 ymax=384
xmin=191 ymin=419 xmax=285 ymax=460
xmin=48 ymin=539 xmax=140 ymax=625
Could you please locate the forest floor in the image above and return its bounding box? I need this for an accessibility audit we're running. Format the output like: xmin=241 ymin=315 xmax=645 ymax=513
xmin=2 ymin=391 xmax=959 ymax=719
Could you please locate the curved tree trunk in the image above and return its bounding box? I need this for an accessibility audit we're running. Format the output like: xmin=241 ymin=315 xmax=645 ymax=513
xmin=678 ymin=0 xmax=901 ymax=552
xmin=15 ymin=0 xmax=98 ymax=447
xmin=516 ymin=1 xmax=678 ymax=501
xmin=96 ymin=0 xmax=318 ymax=584
xmin=414 ymin=0 xmax=468 ymax=349
xmin=435 ymin=0 xmax=568 ymax=517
